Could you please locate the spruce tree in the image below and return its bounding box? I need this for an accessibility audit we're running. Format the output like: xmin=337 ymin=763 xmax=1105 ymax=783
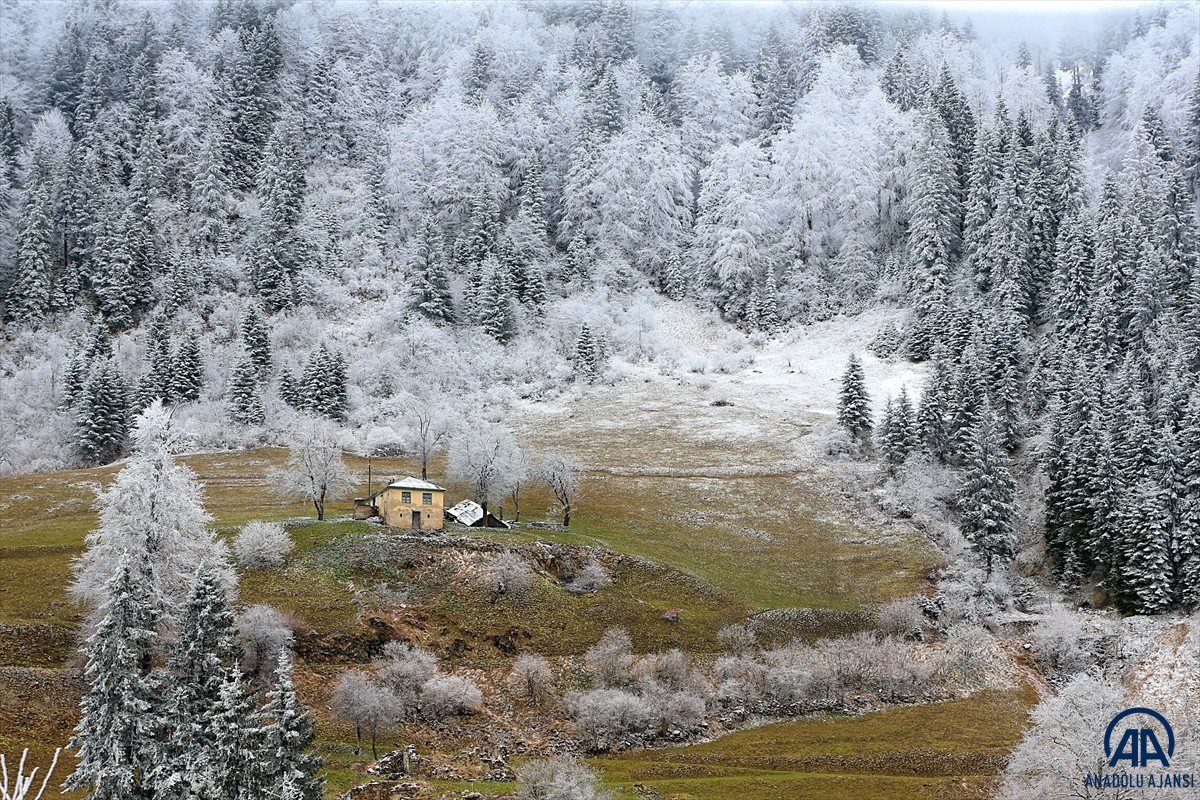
xmin=77 ymin=359 xmax=130 ymax=466
xmin=6 ymin=174 xmax=55 ymax=325
xmin=879 ymin=386 xmax=917 ymax=466
xmin=755 ymin=269 xmax=781 ymax=333
xmin=170 ymin=332 xmax=204 ymax=404
xmin=482 ymin=262 xmax=517 ymax=345
xmin=410 ymin=218 xmax=454 ymax=324
xmin=917 ymin=353 xmax=953 ymax=462
xmin=958 ymin=402 xmax=1017 ymax=573
xmin=227 ymin=351 xmax=265 ymax=426
xmin=906 ymin=111 xmax=959 ymax=359
xmin=64 ymin=553 xmax=163 ymax=800
xmin=837 ymin=354 xmax=872 ymax=441
xmin=150 ymin=565 xmax=240 ymax=799
xmin=211 ymin=669 xmax=265 ymax=800
xmin=278 ymin=365 xmax=301 ymax=408
xmin=241 ymin=304 xmax=272 ymax=378
xmin=256 ymin=650 xmax=324 ymax=800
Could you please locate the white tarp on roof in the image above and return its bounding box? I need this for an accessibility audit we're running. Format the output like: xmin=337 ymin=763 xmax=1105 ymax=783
xmin=445 ymin=499 xmax=484 ymax=526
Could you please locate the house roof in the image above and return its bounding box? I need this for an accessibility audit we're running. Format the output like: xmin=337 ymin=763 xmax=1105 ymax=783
xmin=445 ymin=499 xmax=484 ymax=526
xmin=365 ymin=476 xmax=445 ymax=501
xmin=386 ymin=476 xmax=445 ymax=491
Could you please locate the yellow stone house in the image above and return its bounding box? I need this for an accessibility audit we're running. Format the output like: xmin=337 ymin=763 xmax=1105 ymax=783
xmin=364 ymin=477 xmax=446 ymax=530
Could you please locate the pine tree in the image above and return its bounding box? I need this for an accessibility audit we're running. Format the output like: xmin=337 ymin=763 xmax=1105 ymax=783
xmin=137 ymin=314 xmax=174 ymax=409
xmin=256 ymin=650 xmax=324 ymax=800
xmin=662 ymin=254 xmax=687 ymax=300
xmin=90 ymin=204 xmax=138 ymax=330
xmin=958 ymin=402 xmax=1017 ymax=572
xmin=241 ymin=304 xmax=272 ymax=378
xmin=299 ymin=344 xmax=348 ymax=421
xmin=906 ymin=111 xmax=960 ymax=359
xmin=227 ymin=350 xmax=265 ymax=426
xmin=150 ymin=565 xmax=240 ymax=799
xmin=410 ymin=217 xmax=454 ymax=324
xmin=278 ymin=365 xmax=301 ymax=408
xmin=77 ymin=359 xmax=130 ymax=466
xmin=64 ymin=552 xmax=162 ymax=800
xmin=575 ymin=324 xmax=601 ymax=382
xmin=482 ymin=261 xmax=517 ymax=345
xmin=462 ymin=41 xmax=492 ymax=104
xmin=917 ymin=352 xmax=953 ymax=462
xmin=837 ymin=354 xmax=872 ymax=441
xmin=879 ymin=386 xmax=917 ymax=466
xmin=755 ymin=270 xmax=781 ymax=333
xmin=170 ymin=332 xmax=204 ymax=404
xmin=6 ymin=173 xmax=55 ymax=325
xmin=211 ymin=668 xmax=265 ymax=800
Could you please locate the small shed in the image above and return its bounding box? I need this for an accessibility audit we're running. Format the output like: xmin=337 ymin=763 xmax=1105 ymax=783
xmin=369 ymin=477 xmax=446 ymax=530
xmin=445 ymin=499 xmax=511 ymax=529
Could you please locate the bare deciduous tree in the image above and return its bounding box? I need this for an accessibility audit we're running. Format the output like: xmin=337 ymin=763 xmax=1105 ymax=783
xmin=237 ymin=603 xmax=293 ymax=679
xmin=331 ymin=670 xmax=398 ymax=759
xmin=271 ymin=415 xmax=354 ymax=521
xmin=404 ymin=393 xmax=454 ymax=481
xmin=539 ymin=452 xmax=582 ymax=527
xmin=447 ymin=422 xmax=520 ymax=518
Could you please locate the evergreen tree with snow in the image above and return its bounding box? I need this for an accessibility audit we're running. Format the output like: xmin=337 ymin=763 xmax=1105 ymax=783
xmin=837 ymin=354 xmax=872 ymax=442
xmin=150 ymin=564 xmax=240 ymax=799
xmin=958 ymin=402 xmax=1017 ymax=573
xmin=5 ymin=174 xmax=55 ymax=325
xmin=410 ymin=217 xmax=454 ymax=324
xmin=137 ymin=314 xmax=174 ymax=409
xmin=482 ymin=261 xmax=517 ymax=345
xmin=241 ymin=304 xmax=272 ymax=378
xmin=575 ymin=324 xmax=602 ymax=383
xmin=299 ymin=344 xmax=348 ymax=421
xmin=256 ymin=650 xmax=324 ymax=800
xmin=65 ymin=551 xmax=163 ymax=800
xmin=662 ymin=254 xmax=687 ymax=300
xmin=905 ymin=111 xmax=960 ymax=359
xmin=169 ymin=331 xmax=204 ymax=404
xmin=278 ymin=366 xmax=301 ymax=409
xmin=211 ymin=668 xmax=265 ymax=800
xmin=76 ymin=359 xmax=130 ymax=466
xmin=755 ymin=270 xmax=781 ymax=333
xmin=917 ymin=353 xmax=953 ymax=463
xmin=879 ymin=386 xmax=917 ymax=466
xmin=227 ymin=350 xmax=265 ymax=426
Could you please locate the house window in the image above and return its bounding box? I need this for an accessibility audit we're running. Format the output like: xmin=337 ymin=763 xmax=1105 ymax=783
xmin=401 ymin=491 xmax=412 ymax=503
xmin=422 ymin=492 xmax=433 ymax=505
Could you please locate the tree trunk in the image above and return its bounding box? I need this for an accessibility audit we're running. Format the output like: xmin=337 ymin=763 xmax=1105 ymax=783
xmin=563 ymin=505 xmax=571 ymax=527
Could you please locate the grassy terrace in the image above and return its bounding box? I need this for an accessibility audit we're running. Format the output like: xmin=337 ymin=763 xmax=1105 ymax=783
xmin=0 ymin=382 xmax=960 ymax=798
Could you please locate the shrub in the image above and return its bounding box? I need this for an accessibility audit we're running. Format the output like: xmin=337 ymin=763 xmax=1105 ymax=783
xmin=942 ymin=623 xmax=998 ymax=686
xmin=644 ymin=686 xmax=706 ymax=735
xmin=375 ymin=642 xmax=439 ymax=709
xmin=1028 ymin=606 xmax=1095 ymax=678
xmin=508 ymin=653 xmax=556 ymax=705
xmin=483 ymin=551 xmax=534 ymax=597
xmin=420 ymin=674 xmax=483 ymax=718
xmin=232 ymin=521 xmax=294 ymax=569
xmin=567 ymin=560 xmax=611 ymax=593
xmin=569 ymin=689 xmax=651 ymax=749
xmin=584 ymin=627 xmax=633 ymax=688
xmin=716 ymin=622 xmax=756 ymax=654
xmin=875 ymin=596 xmax=926 ymax=640
xmin=515 ymin=756 xmax=612 ymax=800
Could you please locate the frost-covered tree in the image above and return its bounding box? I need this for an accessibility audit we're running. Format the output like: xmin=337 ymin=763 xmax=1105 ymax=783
xmin=270 ymin=415 xmax=354 ymax=521
xmin=836 ymin=354 xmax=872 ymax=441
xmin=410 ymin=217 xmax=453 ymax=324
xmin=256 ymin=650 xmax=323 ymax=800
xmin=72 ymin=402 xmax=225 ymax=616
xmin=227 ymin=351 xmax=265 ymax=426
xmin=5 ymin=176 xmax=55 ymax=325
xmin=331 ymin=671 xmax=397 ymax=759
xmin=448 ymin=422 xmax=520 ymax=519
xmin=692 ymin=142 xmax=768 ymax=320
xmin=540 ymin=452 xmax=582 ymax=528
xmin=169 ymin=331 xmax=204 ymax=404
xmin=64 ymin=552 xmax=162 ymax=800
xmin=958 ymin=403 xmax=1017 ymax=573
xmin=574 ymin=323 xmax=602 ymax=382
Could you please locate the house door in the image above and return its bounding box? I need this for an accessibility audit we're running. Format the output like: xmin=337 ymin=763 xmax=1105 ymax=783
xmin=411 ymin=510 xmax=422 ymax=529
